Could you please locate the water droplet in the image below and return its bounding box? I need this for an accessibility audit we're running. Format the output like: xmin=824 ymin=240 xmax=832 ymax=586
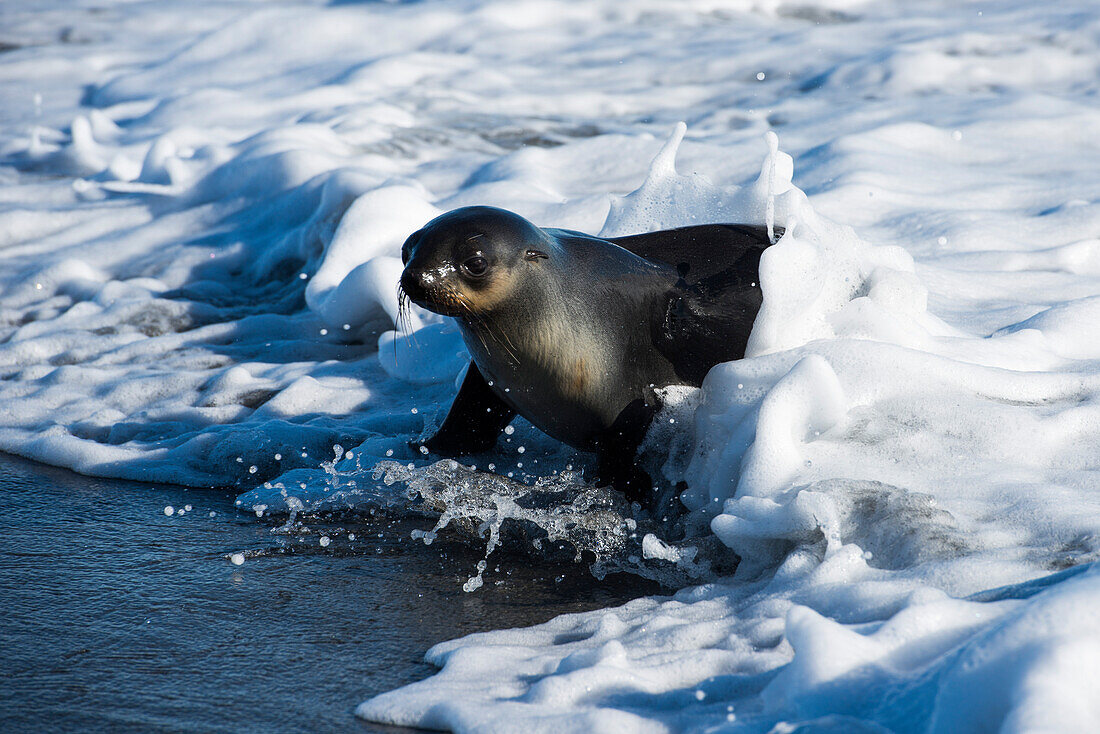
xmin=756 ymin=71 xmax=765 ymax=81
xmin=230 ymin=553 xmax=245 ymax=566
xmin=504 ymin=425 xmax=515 ymax=435
xmin=163 ymin=505 xmax=174 ymax=516
xmin=319 ymin=535 xmax=331 ymax=547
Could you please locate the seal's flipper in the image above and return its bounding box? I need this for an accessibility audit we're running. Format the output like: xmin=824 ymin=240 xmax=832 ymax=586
xmin=610 ymin=223 xmax=777 ymax=283
xmin=655 ymin=242 xmax=767 ymax=384
xmin=593 ymin=394 xmax=660 ymax=507
xmin=423 ymin=363 xmax=516 ymax=456
xmin=596 ymin=450 xmax=653 ymax=507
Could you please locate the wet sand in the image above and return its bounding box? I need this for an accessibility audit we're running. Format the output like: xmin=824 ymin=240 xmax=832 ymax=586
xmin=0 ymin=453 xmax=656 ymax=733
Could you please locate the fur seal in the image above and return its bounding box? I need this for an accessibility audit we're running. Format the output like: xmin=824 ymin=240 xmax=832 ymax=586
xmin=399 ymin=206 xmax=775 ymax=505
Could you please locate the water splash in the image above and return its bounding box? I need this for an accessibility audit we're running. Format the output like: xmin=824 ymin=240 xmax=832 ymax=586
xmin=372 ymin=459 xmax=732 ymax=590
xmin=764 ymin=130 xmax=779 ymax=243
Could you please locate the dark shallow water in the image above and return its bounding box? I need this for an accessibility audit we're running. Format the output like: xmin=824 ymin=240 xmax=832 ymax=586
xmin=0 ymin=453 xmax=657 ymax=733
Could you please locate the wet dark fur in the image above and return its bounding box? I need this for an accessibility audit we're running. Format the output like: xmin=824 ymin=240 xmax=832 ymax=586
xmin=399 ymin=206 xmax=777 ymax=505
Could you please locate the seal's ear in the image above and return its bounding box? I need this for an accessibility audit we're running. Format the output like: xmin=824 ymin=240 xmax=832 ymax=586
xmin=525 ymin=249 xmax=549 ymax=261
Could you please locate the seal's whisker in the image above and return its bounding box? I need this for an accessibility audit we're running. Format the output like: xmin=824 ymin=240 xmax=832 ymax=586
xmin=489 ymin=322 xmax=521 ymax=365
xmin=491 ymin=314 xmax=521 ymax=362
xmin=399 ymin=290 xmax=412 ymax=340
xmin=467 ymin=313 xmax=497 ymax=361
xmin=393 ymin=283 xmax=405 ymax=365
xmin=461 ymin=299 xmax=520 ymax=366
xmin=395 ymin=283 xmax=422 ymax=361
xmin=476 ymin=309 xmax=521 ymax=365
xmin=405 ymin=291 xmax=426 ymax=354
xmin=450 ymin=291 xmax=496 ymax=360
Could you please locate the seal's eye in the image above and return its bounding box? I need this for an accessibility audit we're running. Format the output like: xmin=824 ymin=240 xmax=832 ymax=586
xmin=462 ymin=256 xmax=489 ymax=277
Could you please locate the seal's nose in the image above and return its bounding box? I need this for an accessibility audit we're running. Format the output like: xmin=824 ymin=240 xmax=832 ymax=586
xmin=399 ymin=267 xmax=426 ymax=304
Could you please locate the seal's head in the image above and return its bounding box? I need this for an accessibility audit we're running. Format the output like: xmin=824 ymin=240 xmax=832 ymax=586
xmin=399 ymin=206 xmax=552 ymax=318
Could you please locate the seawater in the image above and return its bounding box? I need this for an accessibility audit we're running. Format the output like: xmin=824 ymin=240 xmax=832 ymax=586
xmin=0 ymin=453 xmax=655 ymax=732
